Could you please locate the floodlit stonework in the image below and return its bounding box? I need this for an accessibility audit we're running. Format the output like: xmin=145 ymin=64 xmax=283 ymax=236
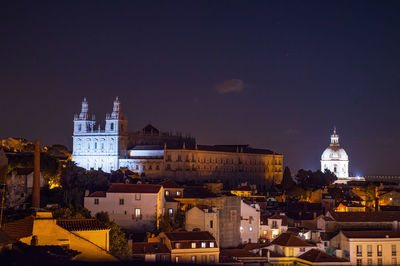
xmin=72 ymin=98 xmax=283 ymax=182
xmin=321 ymin=129 xmax=349 ymax=178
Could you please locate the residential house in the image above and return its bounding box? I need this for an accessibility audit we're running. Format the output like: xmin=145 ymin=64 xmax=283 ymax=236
xmin=6 ymin=168 xmax=46 ymax=209
xmin=158 ymin=231 xmax=219 ymax=264
xmin=240 ymin=200 xmax=260 ymax=244
xmin=3 ymin=211 xmax=116 ymax=261
xmin=326 ymin=211 xmax=400 ymax=231
xmin=260 ymin=213 xmax=288 ymax=240
xmin=330 ymin=230 xmax=400 ymax=265
xmin=84 ymin=183 xmax=165 ymax=231
xmin=132 ymin=242 xmax=170 ymax=262
xmin=176 ymin=193 xmax=241 ymax=248
xmin=185 ymin=206 xmax=220 ymax=245
xmin=269 ymin=232 xmax=315 ymax=257
xmin=159 ymin=179 xmax=183 ymax=217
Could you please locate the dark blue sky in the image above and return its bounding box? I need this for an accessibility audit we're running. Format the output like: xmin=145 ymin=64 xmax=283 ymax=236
xmin=1 ymin=1 xmax=400 ymax=175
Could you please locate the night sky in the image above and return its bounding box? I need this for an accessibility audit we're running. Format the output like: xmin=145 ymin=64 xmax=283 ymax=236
xmin=2 ymin=1 xmax=400 ymax=175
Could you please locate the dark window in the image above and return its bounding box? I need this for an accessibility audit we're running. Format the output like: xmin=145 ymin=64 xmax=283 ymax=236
xmin=210 ymin=220 xmax=213 ymax=229
xmin=119 ymin=199 xmax=124 ymax=205
xmin=94 ymin=199 xmax=99 ymax=205
xmin=110 ymin=123 xmax=114 ymax=130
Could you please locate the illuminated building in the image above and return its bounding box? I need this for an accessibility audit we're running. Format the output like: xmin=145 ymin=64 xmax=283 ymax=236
xmin=321 ymin=128 xmax=349 ymax=179
xmin=84 ymin=183 xmax=165 ymax=231
xmin=72 ymin=98 xmax=283 ymax=182
xmin=3 ymin=212 xmax=116 ymax=261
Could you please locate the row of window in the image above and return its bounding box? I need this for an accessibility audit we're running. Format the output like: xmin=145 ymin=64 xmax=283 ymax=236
xmin=356 ymin=258 xmax=390 ymax=266
xmin=165 ymin=164 xmax=281 ymax=173
xmin=174 ymin=241 xmax=215 ymax=249
xmin=174 ymin=254 xmax=216 ymax=263
xmin=166 ymin=154 xmax=282 ymax=165
xmin=356 ymin=244 xmax=392 ymax=257
xmin=75 ymin=138 xmax=115 ymax=153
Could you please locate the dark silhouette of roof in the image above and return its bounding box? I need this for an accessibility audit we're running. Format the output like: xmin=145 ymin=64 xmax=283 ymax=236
xmin=142 ymin=124 xmax=160 ymax=135
xmin=159 ymin=179 xmax=181 ymax=188
xmin=298 ymin=248 xmax=348 ymax=263
xmin=56 ymin=219 xmax=109 ymax=231
xmin=182 ymin=186 xmax=217 ymax=198
xmin=3 ymin=216 xmax=34 ymax=239
xmin=164 ymin=231 xmax=215 ymax=241
xmin=132 ymin=242 xmax=169 ymax=254
xmin=271 ymin=233 xmax=314 ymax=247
xmin=108 ymin=183 xmax=162 ymax=194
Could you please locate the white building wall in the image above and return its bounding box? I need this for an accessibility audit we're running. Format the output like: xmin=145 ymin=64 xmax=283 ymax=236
xmin=84 ymin=191 xmax=164 ymax=231
xmin=240 ymin=200 xmax=260 ymax=244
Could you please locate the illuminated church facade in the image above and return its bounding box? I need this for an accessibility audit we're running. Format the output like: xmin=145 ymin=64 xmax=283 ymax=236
xmin=72 ymin=98 xmax=283 ymax=182
xmin=321 ymin=129 xmax=349 ymax=178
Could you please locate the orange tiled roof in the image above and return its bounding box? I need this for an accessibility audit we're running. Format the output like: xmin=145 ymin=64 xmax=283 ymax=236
xmin=108 ymin=183 xmax=162 ymax=194
xmin=87 ymin=191 xmax=106 ymax=197
xmin=3 ymin=216 xmax=34 ymax=240
xmin=298 ymin=248 xmax=348 ymax=263
xmin=56 ymin=219 xmax=109 ymax=231
xmin=330 ymin=211 xmax=400 ymax=222
xmin=342 ymin=230 xmax=400 ymax=239
xmin=271 ymin=233 xmax=314 ymax=247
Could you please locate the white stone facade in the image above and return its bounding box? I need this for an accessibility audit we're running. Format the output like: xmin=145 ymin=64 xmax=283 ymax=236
xmin=72 ymin=97 xmax=128 ymax=172
xmin=321 ymin=129 xmax=349 ymax=178
xmin=240 ymin=200 xmax=260 ymax=244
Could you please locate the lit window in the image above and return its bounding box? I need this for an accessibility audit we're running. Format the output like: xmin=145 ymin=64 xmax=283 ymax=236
xmin=135 ymin=193 xmax=141 ymax=200
xmin=175 ymin=256 xmax=180 ymax=263
xmin=165 ymin=191 xmax=170 ymax=196
xmin=135 ymin=208 xmax=141 ymax=218
xmin=191 ymin=256 xmax=196 ymax=263
xmin=191 ymin=242 xmax=196 ymax=248
xmin=119 ymin=199 xmax=124 ymax=205
xmin=168 ymin=208 xmax=173 ymax=216
xmin=240 ymin=226 xmax=243 ymax=231
xmin=201 ymin=242 xmax=206 ymax=248
xmin=94 ymin=199 xmax=99 ymax=205
xmin=210 ymin=242 xmax=215 ymax=248
xmin=249 ymin=226 xmax=253 ymax=232
xmin=177 ymin=191 xmax=181 ymax=196
xmin=175 ymin=243 xmax=181 ymax=249
xmin=263 ymin=230 xmax=267 ymax=235
xmin=377 ymin=245 xmax=382 ymax=256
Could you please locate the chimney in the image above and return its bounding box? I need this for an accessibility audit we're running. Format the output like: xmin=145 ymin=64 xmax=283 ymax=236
xmin=32 ymin=140 xmax=40 ymax=209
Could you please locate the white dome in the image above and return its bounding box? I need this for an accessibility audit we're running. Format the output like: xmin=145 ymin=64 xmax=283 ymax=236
xmin=321 ymin=146 xmax=348 ymax=161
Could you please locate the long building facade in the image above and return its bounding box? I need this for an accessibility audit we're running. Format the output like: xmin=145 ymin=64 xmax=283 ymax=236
xmin=72 ymin=98 xmax=283 ymax=182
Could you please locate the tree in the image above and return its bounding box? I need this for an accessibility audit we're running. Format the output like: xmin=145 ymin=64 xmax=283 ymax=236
xmin=60 ymin=162 xmax=109 ymax=206
xmin=51 ymin=205 xmax=91 ymax=219
xmin=282 ymin=167 xmax=296 ymax=192
xmin=95 ymin=212 xmax=132 ymax=259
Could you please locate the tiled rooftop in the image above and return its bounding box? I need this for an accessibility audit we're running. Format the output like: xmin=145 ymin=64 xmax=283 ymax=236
xmin=271 ymin=233 xmax=314 ymax=247
xmin=56 ymin=219 xmax=109 ymax=231
xmin=108 ymin=183 xmax=162 ymax=194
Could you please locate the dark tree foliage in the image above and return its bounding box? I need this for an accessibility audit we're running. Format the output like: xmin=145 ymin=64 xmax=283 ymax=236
xmin=60 ymin=162 xmax=109 ymax=206
xmin=7 ymin=153 xmax=60 ymax=183
xmin=281 ymin=167 xmax=296 ymax=192
xmin=295 ymin=169 xmax=337 ymax=189
xmin=51 ymin=205 xmax=91 ymax=219
xmin=95 ymin=212 xmax=132 ymax=259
